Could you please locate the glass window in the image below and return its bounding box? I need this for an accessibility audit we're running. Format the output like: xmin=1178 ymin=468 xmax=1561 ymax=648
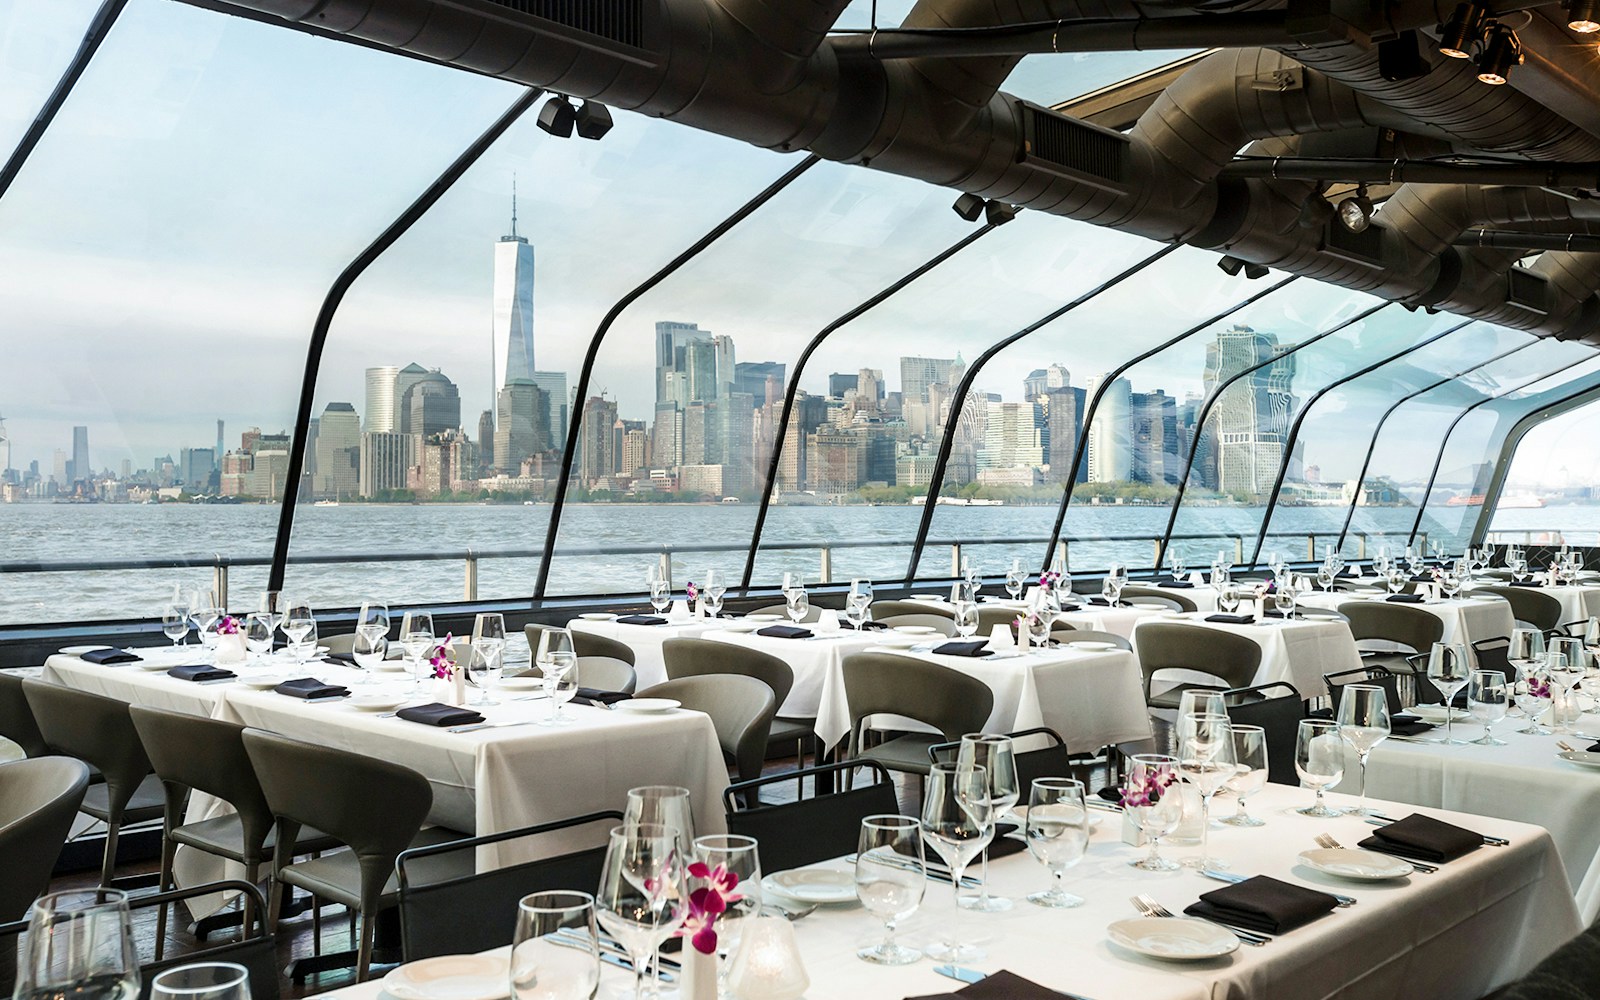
xmin=0 ymin=0 xmax=103 ymax=161
xmin=1489 ymin=390 xmax=1600 ymax=547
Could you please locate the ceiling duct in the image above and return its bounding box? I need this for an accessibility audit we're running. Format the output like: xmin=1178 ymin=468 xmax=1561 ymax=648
xmin=1506 ymin=266 xmax=1553 ymax=315
xmin=474 ymin=0 xmax=656 ymax=54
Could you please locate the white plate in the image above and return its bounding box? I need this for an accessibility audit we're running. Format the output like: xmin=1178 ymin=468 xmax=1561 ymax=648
xmin=762 ymin=868 xmax=857 ymax=905
xmin=1406 ymin=705 xmax=1470 ymax=724
xmin=1107 ymin=917 xmax=1238 ymax=961
xmin=382 ymin=954 xmax=510 ymax=1000
xmin=722 ymin=621 xmax=762 ymax=633
xmin=276 ymin=646 xmax=330 ymax=658
xmin=1129 ymin=601 xmax=1171 ymax=610
xmin=614 ymin=698 xmax=680 ymax=714
xmin=910 ymin=594 xmax=944 ymax=601
xmin=893 ymin=625 xmax=939 ymax=635
xmin=1159 ymin=611 xmax=1189 ymax=619
xmin=1067 ymin=640 xmax=1119 ymax=651
xmin=745 ymin=614 xmax=782 ymax=622
xmin=239 ymin=675 xmax=286 ymax=690
xmin=1296 ymin=847 xmax=1414 ymax=881
xmin=137 ymin=659 xmax=176 ymax=671
xmin=1009 ymin=805 xmax=1103 ymax=828
xmin=578 ymin=612 xmax=616 ymax=621
xmin=875 ymin=636 xmax=923 ymax=649
xmin=347 ymin=695 xmax=408 ymax=713
xmin=1558 ymin=750 xmax=1600 ymax=769
xmin=500 ymin=675 xmax=543 ymax=690
xmin=60 ymin=645 xmax=111 ymax=655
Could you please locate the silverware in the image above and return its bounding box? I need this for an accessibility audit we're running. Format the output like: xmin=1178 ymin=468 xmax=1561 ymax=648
xmin=1364 ymin=815 xmax=1508 ymax=847
xmin=1317 ymin=832 xmax=1436 ymax=873
xmin=761 ymin=902 xmax=818 ymax=921
xmin=845 ymin=853 xmax=979 ymax=889
xmin=1200 ymin=868 xmax=1355 ymax=907
xmin=1130 ymin=894 xmax=1270 ymax=946
xmin=447 ymin=719 xmax=538 ymax=734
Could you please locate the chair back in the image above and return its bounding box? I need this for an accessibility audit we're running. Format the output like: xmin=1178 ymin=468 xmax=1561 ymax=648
xmin=0 ymin=673 xmax=47 ymax=758
xmin=877 ymin=614 xmax=957 ymax=636
xmin=572 ymin=631 xmax=636 ymax=665
xmin=22 ymin=680 xmax=152 ymax=817
xmin=1052 ymin=628 xmax=1133 ymax=651
xmin=928 ymin=728 xmax=1075 ymax=793
xmin=724 ymin=760 xmax=897 ymax=872
xmin=396 ymin=811 xmax=621 ymax=961
xmin=0 ymin=758 xmax=90 ymax=922
xmin=1323 ymin=666 xmax=1402 ymax=718
xmin=129 ymin=706 xmax=276 ymax=864
xmin=517 ymin=657 xmax=637 ymax=694
xmin=1134 ymin=624 xmax=1262 ymax=698
xmin=1222 ymin=682 xmax=1304 ymax=785
xmin=976 ymin=606 xmax=1024 ymax=634
xmin=1336 ymin=601 xmax=1444 ymax=652
xmin=748 ymin=603 xmax=823 ymax=623
xmin=1479 ymin=586 xmax=1564 ymax=631
xmin=662 ymin=638 xmax=795 ymax=708
xmin=872 ymin=600 xmax=953 ymax=620
xmin=1470 ymin=636 xmax=1517 ymax=684
xmin=1121 ymin=587 xmax=1195 ymax=612
xmin=636 ymin=676 xmax=775 ymax=783
xmin=841 ymin=653 xmax=994 ymax=757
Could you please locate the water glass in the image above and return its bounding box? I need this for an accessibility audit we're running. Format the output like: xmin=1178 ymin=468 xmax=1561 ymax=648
xmin=625 ymin=786 xmax=697 ymax=860
xmin=1335 ymin=685 xmax=1390 ymax=816
xmin=1469 ymin=670 xmax=1509 ymax=746
xmin=785 ymin=587 xmax=809 ymax=626
xmin=1509 ymin=628 xmax=1546 ymax=673
xmin=1220 ymin=724 xmax=1268 ymax=827
xmin=1273 ymin=586 xmax=1297 ymax=619
xmin=1217 ymin=584 xmax=1240 ymax=614
xmin=692 ymin=834 xmax=762 ymax=987
xmin=243 ymin=612 xmax=275 ymax=661
xmin=595 ymin=824 xmax=685 ymax=1000
xmin=510 ymin=891 xmax=599 ymax=1000
xmin=15 ymin=889 xmax=139 ymax=1000
xmin=1175 ymin=690 xmax=1227 ymax=748
xmin=956 ymin=735 xmax=1016 ymax=913
xmin=471 ymin=613 xmax=507 ymax=706
xmin=351 ymin=626 xmax=386 ymax=677
xmin=1123 ymin=754 xmax=1182 ymax=871
xmin=1005 ymin=561 xmax=1025 ymax=601
xmin=283 ymin=599 xmax=315 ymax=666
xmin=649 ymin=577 xmax=671 ymax=615
xmin=854 ymin=815 xmax=924 ymax=966
xmin=401 ymin=610 xmax=435 ymax=694
xmin=1023 ymin=778 xmax=1089 ymax=908
xmin=1514 ymin=671 xmax=1553 ymax=734
xmin=953 ymin=601 xmax=979 ymax=639
xmin=148 ymin=963 xmax=250 ymax=1000
xmin=1426 ymin=641 xmax=1472 ymax=745
xmin=1294 ymin=719 xmax=1345 ymax=818
xmin=541 ymin=651 xmax=577 ymax=725
xmin=920 ymin=762 xmax=992 ymax=962
xmin=1178 ymin=714 xmax=1235 ymax=869
xmin=191 ymin=588 xmax=222 ymax=651
xmin=162 ymin=605 xmax=190 ymax=647
xmin=704 ymin=570 xmax=727 ymax=617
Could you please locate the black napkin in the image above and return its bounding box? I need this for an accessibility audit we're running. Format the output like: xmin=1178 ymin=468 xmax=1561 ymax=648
xmin=756 ymin=625 xmax=812 ymax=639
xmin=1585 ymin=741 xmax=1600 ymax=752
xmin=1184 ymin=875 xmax=1338 ymax=934
xmin=933 ymin=640 xmax=993 ymax=658
xmin=574 ymin=688 xmax=633 ymax=705
xmin=1057 ymin=603 xmax=1082 ymax=613
xmin=1087 ymin=596 xmax=1111 ymax=606
xmin=1388 ymin=714 xmax=1436 ymax=737
xmin=323 ymin=652 xmax=358 ymax=667
xmin=1159 ymin=578 xmax=1195 ymax=588
xmin=396 ymin=702 xmax=484 ymax=727
xmin=616 ymin=614 xmax=668 ymax=626
xmin=857 ymin=620 xmax=890 ymax=631
xmin=1386 ymin=593 xmax=1425 ymax=603
xmin=1410 ymin=574 xmax=1434 ymax=583
xmin=79 ymin=648 xmax=142 ymax=665
xmin=1205 ymin=613 xmax=1256 ymax=624
xmin=1509 ymin=580 xmax=1545 ymax=588
xmin=1095 ymin=785 xmax=1124 ymax=805
xmin=1263 ymin=609 xmax=1300 ymax=619
xmin=906 ymin=970 xmax=1072 ymax=999
xmin=1358 ymin=813 xmax=1482 ymax=863
xmin=167 ymin=664 xmax=236 ymax=683
xmin=273 ymin=677 xmax=350 ymax=700
xmin=985 ymin=822 xmax=1029 ymax=861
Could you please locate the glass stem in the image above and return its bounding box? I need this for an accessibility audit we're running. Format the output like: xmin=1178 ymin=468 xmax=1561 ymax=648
xmin=1199 ymin=795 xmax=1211 ymax=860
xmin=1357 ymin=752 xmax=1369 ymax=813
xmin=1233 ymin=794 xmax=1247 ymax=821
xmin=1146 ymin=835 xmax=1161 ymax=867
xmin=882 ymin=916 xmax=897 ymax=953
xmin=977 ymin=848 xmax=990 ymax=904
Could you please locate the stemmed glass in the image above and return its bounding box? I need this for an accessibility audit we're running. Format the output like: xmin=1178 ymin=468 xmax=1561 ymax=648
xmin=956 ymin=735 xmax=1017 ymax=912
xmin=1219 ymin=724 xmax=1267 ymax=827
xmin=1514 ymin=670 xmax=1554 ymax=734
xmin=1273 ymin=584 xmax=1298 ymax=619
xmin=162 ymin=605 xmax=190 ymax=648
xmin=1104 ymin=563 xmax=1128 ymax=605
xmin=854 ymin=815 xmax=924 ymax=965
xmin=920 ymin=762 xmax=992 ymax=962
xmin=148 ymin=962 xmax=250 ymax=1000
xmin=1123 ymin=753 xmax=1182 ymax=871
xmin=594 ymin=824 xmax=686 ymax=1000
xmin=625 ymin=786 xmax=697 ymax=860
xmin=1051 ymin=564 xmax=1074 ymax=608
xmin=168 ymin=585 xmax=192 ymax=646
xmin=1175 ymin=690 xmax=1226 ymax=748
xmin=283 ymin=599 xmax=315 ymax=667
xmin=1510 ymin=554 xmax=1530 ymax=582
xmin=1166 ymin=549 xmax=1187 ymax=583
xmin=537 ymin=628 xmax=578 ymax=725
xmin=1217 ymin=584 xmax=1241 ymax=615
xmin=401 ymin=611 xmax=435 ymax=696
xmin=1548 ymin=645 xmax=1586 ymax=733
xmin=1178 ymin=713 xmax=1235 ymax=869
xmin=648 ymin=567 xmax=671 ymax=616
xmin=847 ymin=578 xmax=873 ymax=629
xmin=1294 ymin=720 xmax=1345 ymax=818
xmin=1023 ymin=777 xmax=1089 ymax=907
xmin=1316 ymin=562 xmax=1336 ymax=593
xmin=192 ymin=588 xmax=222 ymax=655
xmin=693 ymin=834 xmax=762 ymax=991
xmin=1509 ymin=628 xmax=1546 ymax=674
xmin=15 ymin=889 xmax=140 ymax=1000
xmin=510 ymin=891 xmax=600 ymax=1000
xmin=1469 ymin=670 xmax=1509 ymax=746
xmin=258 ymin=590 xmax=284 ymax=633
xmin=469 ymin=613 xmax=506 ymax=706
xmin=1426 ymin=642 xmax=1472 ymax=745
xmin=244 ymin=613 xmax=275 ymax=663
xmin=704 ymin=570 xmax=727 ymax=619
xmin=1005 ymin=560 xmax=1025 ymax=601
xmin=1335 ymin=685 xmax=1390 ymax=816
xmin=785 ymin=586 xmax=809 ymax=626
xmin=353 ymin=601 xmax=389 ymax=683
xmin=953 ymin=600 xmax=979 ymax=639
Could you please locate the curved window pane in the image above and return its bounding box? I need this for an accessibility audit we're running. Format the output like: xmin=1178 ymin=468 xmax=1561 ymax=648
xmin=1489 ymin=390 xmax=1600 ymax=547
xmin=0 ymin=0 xmax=102 ymax=160
xmin=0 ymin=0 xmax=525 ymax=624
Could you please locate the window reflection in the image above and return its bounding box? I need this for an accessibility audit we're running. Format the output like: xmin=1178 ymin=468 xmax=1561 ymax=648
xmin=1489 ymin=384 xmax=1600 ymax=547
xmin=0 ymin=0 xmax=103 ymax=162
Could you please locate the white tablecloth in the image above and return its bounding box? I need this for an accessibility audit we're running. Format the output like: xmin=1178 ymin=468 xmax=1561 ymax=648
xmin=1298 ymin=592 xmax=1518 ymax=667
xmin=917 ymin=595 xmax=1167 ymax=639
xmin=696 ymin=628 xmax=881 ymax=719
xmin=307 ymin=783 xmax=1579 ymax=1000
xmin=1534 ymin=585 xmax=1600 ymax=627
xmin=567 ymin=616 xmax=725 ymax=689
xmin=1132 ymin=613 xmax=1363 ymax=699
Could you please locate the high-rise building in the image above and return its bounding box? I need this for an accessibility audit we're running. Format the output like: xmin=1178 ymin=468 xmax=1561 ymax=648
xmin=1203 ymin=325 xmax=1297 ymax=497
xmin=403 ymin=370 xmax=462 ymax=438
xmin=734 ymin=361 xmax=786 ymax=404
xmin=621 ymin=425 xmax=650 ymax=477
xmin=652 ymin=402 xmax=683 ymax=470
xmin=476 ymin=410 xmax=496 ymax=475
xmin=178 ymin=447 xmax=215 ymax=490
xmin=713 ymin=335 xmax=737 ymax=399
xmin=976 ymin=401 xmax=1045 ymax=470
xmin=1129 ymin=390 xmax=1177 ymax=485
xmin=360 ymin=431 xmax=414 ymax=497
xmin=578 ymin=396 xmax=618 ymax=485
xmin=313 ymin=402 xmax=361 ymax=498
xmin=900 ymin=356 xmax=955 ymax=406
xmin=393 ymin=364 xmax=429 ymax=433
xmin=828 ymin=373 xmax=858 ymax=399
xmin=215 ymin=420 xmax=224 ymax=466
xmin=682 ymin=338 xmax=720 ymax=404
xmin=1044 ymin=386 xmax=1086 ymax=484
xmin=529 ymin=371 xmax=569 ymax=445
xmin=365 ymin=366 xmax=400 ymax=433
xmin=1024 ymin=363 xmax=1071 ymax=401
xmin=1086 ymin=375 xmax=1132 ymax=483
xmin=70 ymin=426 xmax=89 ymax=482
xmin=493 ymin=188 xmax=536 ymax=388
xmin=655 ymin=321 xmax=707 ymax=404
xmin=494 ymin=380 xmax=549 ymax=475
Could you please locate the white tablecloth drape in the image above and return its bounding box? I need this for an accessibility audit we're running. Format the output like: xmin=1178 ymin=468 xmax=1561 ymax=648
xmin=567 ymin=617 xmax=725 ymax=689
xmin=1132 ymin=613 xmax=1363 ymax=698
xmin=1297 ymin=592 xmax=1518 ymax=667
xmin=914 ymin=595 xmax=1168 ymax=639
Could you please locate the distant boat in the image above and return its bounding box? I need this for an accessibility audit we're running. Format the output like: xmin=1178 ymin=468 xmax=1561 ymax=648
xmin=313 ymin=499 xmax=339 ymax=507
xmin=1446 ymin=492 xmax=1544 ymax=508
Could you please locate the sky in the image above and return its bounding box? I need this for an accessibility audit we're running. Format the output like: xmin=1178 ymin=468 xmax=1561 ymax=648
xmin=2 ymin=0 xmax=1599 ymax=486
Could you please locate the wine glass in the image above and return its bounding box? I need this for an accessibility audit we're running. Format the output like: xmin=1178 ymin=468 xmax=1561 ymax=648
xmin=510 ymin=891 xmax=600 ymax=1000
xmin=401 ymin=611 xmax=435 ymax=696
xmin=1023 ymin=777 xmax=1089 ymax=908
xmin=704 ymin=570 xmax=727 ymax=619
xmin=192 ymin=588 xmax=222 ymax=653
xmin=541 ymin=651 xmax=577 ymax=725
xmin=1335 ymin=685 xmax=1390 ymax=816
xmin=785 ymin=587 xmax=809 ymax=626
xmin=470 ymin=613 xmax=506 ymax=706
xmin=1166 ymin=549 xmax=1187 ymax=583
xmin=1294 ymin=719 xmax=1345 ymax=818
xmin=257 ymin=590 xmax=284 ymax=633
xmin=692 ymin=834 xmax=761 ymax=989
xmin=1469 ymin=670 xmax=1509 ymax=746
xmin=148 ymin=963 xmax=250 ymax=1000
xmin=1316 ymin=563 xmax=1335 ymax=593
xmin=956 ymin=735 xmax=1017 ymax=913
xmin=844 ymin=596 xmax=867 ymax=631
xmin=649 ymin=576 xmax=671 ymax=616
xmin=1548 ymin=645 xmax=1586 ymax=733
xmin=167 ymin=584 xmax=192 ymax=646
xmin=594 ymin=824 xmax=685 ymax=1000
xmin=1514 ymin=670 xmax=1554 ymax=735
xmin=15 ymin=889 xmax=139 ymax=1000
xmin=282 ymin=599 xmax=315 ymax=667
xmin=1175 ymin=690 xmax=1227 ymax=749
xmin=1273 ymin=585 xmax=1298 ymax=619
xmin=1100 ymin=577 xmax=1119 ymax=606
xmin=1005 ymin=560 xmax=1025 ymax=601
xmin=162 ymin=605 xmax=190 ymax=648
xmin=1510 ymin=555 xmax=1529 ymax=582
xmin=1509 ymin=628 xmax=1546 ymax=673
xmin=351 ymin=626 xmax=386 ymax=680
xmin=1217 ymin=584 xmax=1240 ymax=614
xmin=855 ymin=815 xmax=924 ymax=965
xmin=919 ymin=762 xmax=992 ymax=962
xmin=953 ymin=600 xmax=979 ymax=639
xmin=243 ymin=613 xmax=275 ymax=662
xmin=1386 ymin=568 xmax=1406 ymax=596
xmin=625 ymin=786 xmax=697 ymax=861
xmin=1220 ymin=724 xmax=1267 ymax=827
xmin=1426 ymin=642 xmax=1472 ymax=745
xmin=1123 ymin=753 xmax=1182 ymax=871
xmin=1052 ymin=566 xmax=1074 ymax=608
xmin=1105 ymin=563 xmax=1128 ymax=605
xmin=1178 ymin=713 xmax=1236 ymax=869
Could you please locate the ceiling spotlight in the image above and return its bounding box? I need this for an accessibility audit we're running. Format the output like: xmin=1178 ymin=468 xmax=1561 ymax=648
xmin=536 ymin=95 xmax=576 ymax=138
xmin=1217 ymin=255 xmax=1269 ymax=279
xmin=1568 ymin=0 xmax=1600 ymax=32
xmin=574 ymin=100 xmax=613 ymax=140
xmin=1217 ymin=255 xmax=1245 ymax=276
xmin=1476 ymin=24 xmax=1523 ymax=85
xmin=1337 ymin=184 xmax=1375 ymax=233
xmin=1437 ymin=2 xmax=1485 ymax=58
xmin=952 ymin=193 xmax=985 ymax=222
xmin=984 ymin=201 xmax=1019 ymax=226
xmin=1243 ymin=262 xmax=1270 ymax=280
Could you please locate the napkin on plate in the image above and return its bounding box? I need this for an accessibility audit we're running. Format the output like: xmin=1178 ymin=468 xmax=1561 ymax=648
xmin=1159 ymin=578 xmax=1195 ymax=588
xmin=1262 ymin=609 xmax=1300 ymax=619
xmin=905 ymin=970 xmax=1072 ymax=999
xmin=1205 ymin=613 xmax=1256 ymax=625
xmin=616 ymin=614 xmax=668 ymax=626
xmin=322 ymin=652 xmax=358 ymax=667
xmin=1086 ymin=597 xmax=1112 ymax=607
xmin=932 ymin=640 xmax=993 ymax=658
xmin=756 ymin=625 xmax=812 ymax=639
xmin=79 ymin=648 xmax=142 ymax=665
xmin=1388 ymin=714 xmax=1436 ymax=737
xmin=1508 ymin=580 xmax=1545 ymax=588
xmin=1385 ymin=593 xmax=1425 ymax=603
xmin=273 ymin=677 xmax=351 ymax=700
xmin=1358 ymin=813 xmax=1482 ymax=863
xmin=1183 ymin=875 xmax=1338 ymax=934
xmin=574 ymin=688 xmax=633 ymax=705
xmin=1057 ymin=603 xmax=1082 ymax=613
xmin=1409 ymin=574 xmax=1434 ymax=583
xmin=167 ymin=664 xmax=237 ymax=683
xmin=857 ymin=621 xmax=889 ymax=631
xmin=396 ymin=702 xmax=484 ymax=727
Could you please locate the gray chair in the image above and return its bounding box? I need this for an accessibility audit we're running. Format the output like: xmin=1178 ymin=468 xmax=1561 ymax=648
xmin=0 ymin=757 xmax=90 ymax=922
xmin=0 ymin=673 xmax=48 ymax=759
xmin=1133 ymin=623 xmax=1263 ymax=710
xmin=241 ymin=729 xmax=471 ymax=981
xmin=664 ymin=637 xmax=814 ymax=777
xmin=636 ymin=675 xmax=776 ymax=785
xmin=22 ymin=679 xmax=165 ymax=886
xmin=872 ymin=600 xmax=954 ymax=620
xmin=977 ymin=606 xmax=1026 ymax=634
xmin=841 ymin=652 xmax=994 ymax=779
xmin=1051 ymin=626 xmax=1134 ymax=651
xmin=525 ymin=623 xmax=638 ymax=664
xmin=723 ymin=760 xmax=897 ymax=872
xmin=517 ymin=656 xmax=637 ymax=695
xmin=1338 ymin=601 xmax=1444 ymax=696
xmin=748 ymin=603 xmax=823 ymax=623
xmin=1222 ymin=682 xmax=1305 ymax=785
xmin=1121 ymin=586 xmax=1195 ymax=612
xmin=1479 ymin=585 xmax=1565 ymax=631
xmin=930 ymin=727 xmax=1085 ymax=791
xmin=877 ymin=614 xmax=958 ymax=636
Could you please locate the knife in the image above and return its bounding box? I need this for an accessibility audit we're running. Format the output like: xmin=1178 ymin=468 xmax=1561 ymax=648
xmin=934 ymin=965 xmax=1097 ymax=1000
xmin=448 ymin=719 xmax=538 ymax=734
xmin=1200 ymin=868 xmax=1356 ymax=907
xmin=1366 ymin=814 xmax=1508 ymax=847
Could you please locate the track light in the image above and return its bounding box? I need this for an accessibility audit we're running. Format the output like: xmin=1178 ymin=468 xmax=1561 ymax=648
xmin=1337 ymin=184 xmax=1375 ymax=233
xmin=1217 ymin=255 xmax=1270 ymax=279
xmin=984 ymin=201 xmax=1018 ymax=226
xmin=952 ymin=193 xmax=985 ymax=221
xmin=1218 ymin=255 xmax=1245 ymax=276
xmin=1568 ymin=0 xmax=1600 ymax=32
xmin=536 ymin=96 xmax=577 ymax=138
xmin=1476 ymin=24 xmax=1523 ymax=85
xmin=1437 ymin=2 xmax=1485 ymax=58
xmin=574 ymin=100 xmax=613 ymax=140
xmin=1243 ymin=262 xmax=1270 ymax=279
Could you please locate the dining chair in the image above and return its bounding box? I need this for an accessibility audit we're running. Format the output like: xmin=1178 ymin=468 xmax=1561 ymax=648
xmin=747 ymin=603 xmax=824 ymax=622
xmin=240 ymin=728 xmax=472 ymax=982
xmin=872 ymin=600 xmax=954 ymax=621
xmin=634 ymin=675 xmax=776 ymax=787
xmin=877 ymin=614 xmax=958 ymax=636
xmin=1323 ymin=665 xmax=1403 ymax=718
xmin=723 ymin=759 xmax=897 ymax=872
xmin=1469 ymin=636 xmax=1517 ymax=685
xmin=0 ymin=757 xmax=90 ymax=923
xmin=840 ymin=652 xmax=994 ymax=782
xmin=1133 ymin=623 xmax=1262 ymax=710
xmin=663 ymin=637 xmax=815 ymax=781
xmin=977 ymin=606 xmax=1025 ymax=634
xmin=0 ymin=672 xmax=48 ymax=759
xmin=1120 ymin=586 xmax=1195 ymax=612
xmin=518 ymin=656 xmax=637 ymax=694
xmin=1478 ymin=586 xmax=1564 ymax=632
xmin=1337 ymin=601 xmax=1444 ymax=702
xmin=1496 ymin=909 xmax=1600 ymax=999
xmin=1221 ymin=682 xmax=1305 ymax=785
xmin=526 ymin=623 xmax=638 ymax=664
xmin=22 ymin=679 xmax=166 ymax=887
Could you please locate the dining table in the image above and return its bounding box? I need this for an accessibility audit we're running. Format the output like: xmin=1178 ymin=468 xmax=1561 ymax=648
xmin=567 ymin=614 xmax=727 ymax=689
xmin=1131 ymin=611 xmax=1363 ymax=700
xmin=1296 ymin=591 xmax=1518 ymax=667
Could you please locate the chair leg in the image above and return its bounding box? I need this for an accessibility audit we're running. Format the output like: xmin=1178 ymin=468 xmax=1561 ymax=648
xmin=153 ymin=831 xmax=177 ymax=961
xmin=312 ymin=895 xmax=322 ymax=956
xmin=356 ymin=910 xmax=375 ymax=983
xmin=100 ymin=819 xmax=121 ymax=887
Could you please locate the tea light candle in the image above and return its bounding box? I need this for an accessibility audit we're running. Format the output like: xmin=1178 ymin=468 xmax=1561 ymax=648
xmin=725 ymin=916 xmax=808 ymax=999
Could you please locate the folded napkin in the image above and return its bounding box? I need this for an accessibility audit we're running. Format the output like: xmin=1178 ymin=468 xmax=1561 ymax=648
xmin=575 ymin=687 xmax=633 ymax=705
xmin=858 ymin=621 xmax=889 ymax=631
xmin=1086 ymin=596 xmax=1111 ymax=606
xmin=322 ymin=652 xmax=358 ymax=666
xmin=1386 ymin=593 xmax=1425 ymax=603
xmin=1159 ymin=578 xmax=1195 ymax=588
xmin=1095 ymin=785 xmax=1124 ymax=804
xmin=79 ymin=648 xmax=142 ymax=665
xmin=906 ymin=970 xmax=1071 ymax=999
xmin=1508 ymin=580 xmax=1544 ymax=588
xmin=616 ymin=614 xmax=668 ymax=626
xmin=272 ymin=677 xmax=350 ymax=700
xmin=985 ymin=822 xmax=1028 ymax=861
xmin=167 ymin=664 xmax=237 ymax=683
xmin=1183 ymin=875 xmax=1338 ymax=934
xmin=1358 ymin=813 xmax=1482 ymax=863
xmin=1388 ymin=715 xmax=1436 ymax=737
xmin=396 ymin=702 xmax=484 ymax=727
xmin=1205 ymin=613 xmax=1256 ymax=624
xmin=756 ymin=625 xmax=812 ymax=639
xmin=933 ymin=640 xmax=993 ymax=658
xmin=1057 ymin=603 xmax=1082 ymax=613
xmin=1586 ymin=741 xmax=1600 ymax=752
xmin=1262 ymin=609 xmax=1299 ymax=619
xmin=1409 ymin=574 xmax=1434 ymax=583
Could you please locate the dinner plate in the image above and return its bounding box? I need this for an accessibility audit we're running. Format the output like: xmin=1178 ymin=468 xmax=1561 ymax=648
xmin=893 ymin=625 xmax=939 ymax=635
xmin=1107 ymin=917 xmax=1238 ymax=961
xmin=614 ymin=698 xmax=680 ymax=714
xmin=60 ymin=645 xmax=111 ymax=655
xmin=1067 ymin=640 xmax=1119 ymax=651
xmin=1558 ymin=750 xmax=1600 ymax=769
xmin=500 ymin=675 xmax=543 ymax=690
xmin=1129 ymin=601 xmax=1171 ymax=610
xmin=910 ymin=594 xmax=944 ymax=601
xmin=761 ymin=868 xmax=857 ymax=905
xmin=1296 ymin=847 xmax=1414 ymax=881
xmin=1009 ymin=805 xmax=1102 ymax=828
xmin=577 ymin=612 xmax=616 ymax=621
xmin=136 ymin=659 xmax=175 ymax=671
xmin=745 ymin=614 xmax=782 ymax=622
xmin=1406 ymin=705 xmax=1470 ymax=724
xmin=1159 ymin=611 xmax=1189 ymax=619
xmin=382 ymin=954 xmax=510 ymax=1000
xmin=875 ymin=636 xmax=922 ymax=649
xmin=239 ymin=675 xmax=286 ymax=690
xmin=347 ymin=695 xmax=408 ymax=713
xmin=722 ymin=622 xmax=762 ymax=633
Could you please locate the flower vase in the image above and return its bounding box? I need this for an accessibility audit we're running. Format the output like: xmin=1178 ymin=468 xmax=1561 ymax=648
xmin=679 ymin=947 xmax=718 ymax=1000
xmin=214 ymin=632 xmax=247 ymax=664
xmin=451 ymin=669 xmax=466 ymax=706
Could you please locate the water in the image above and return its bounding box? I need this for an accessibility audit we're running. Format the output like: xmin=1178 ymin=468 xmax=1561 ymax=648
xmin=3 ymin=499 xmax=1597 ymax=626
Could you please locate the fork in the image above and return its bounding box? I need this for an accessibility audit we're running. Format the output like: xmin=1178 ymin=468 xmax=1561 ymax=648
xmin=1558 ymin=740 xmax=1577 ymax=752
xmin=1318 ymin=833 xmax=1437 ymax=873
xmin=1130 ymin=894 xmax=1271 ymax=946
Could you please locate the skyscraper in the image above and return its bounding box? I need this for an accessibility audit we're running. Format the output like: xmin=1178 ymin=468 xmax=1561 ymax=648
xmin=404 ymin=370 xmax=462 ymax=438
xmin=393 ymin=364 xmax=429 ymax=434
xmin=215 ymin=419 xmax=224 ymax=468
xmin=530 ymin=371 xmax=569 ymax=444
xmin=655 ymin=321 xmax=707 ymax=404
xmin=493 ymin=184 xmax=536 ymax=388
xmin=1086 ymin=375 xmax=1132 ymax=483
xmin=313 ymin=402 xmax=361 ymax=498
xmin=1204 ymin=325 xmax=1297 ymax=497
xmin=71 ymin=426 xmax=89 ymax=483
xmin=365 ymin=366 xmax=400 ymax=433
xmin=579 ymin=396 xmax=619 ymax=485
xmin=901 ymin=356 xmax=955 ymax=406
xmin=494 ymin=380 xmax=549 ymax=475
